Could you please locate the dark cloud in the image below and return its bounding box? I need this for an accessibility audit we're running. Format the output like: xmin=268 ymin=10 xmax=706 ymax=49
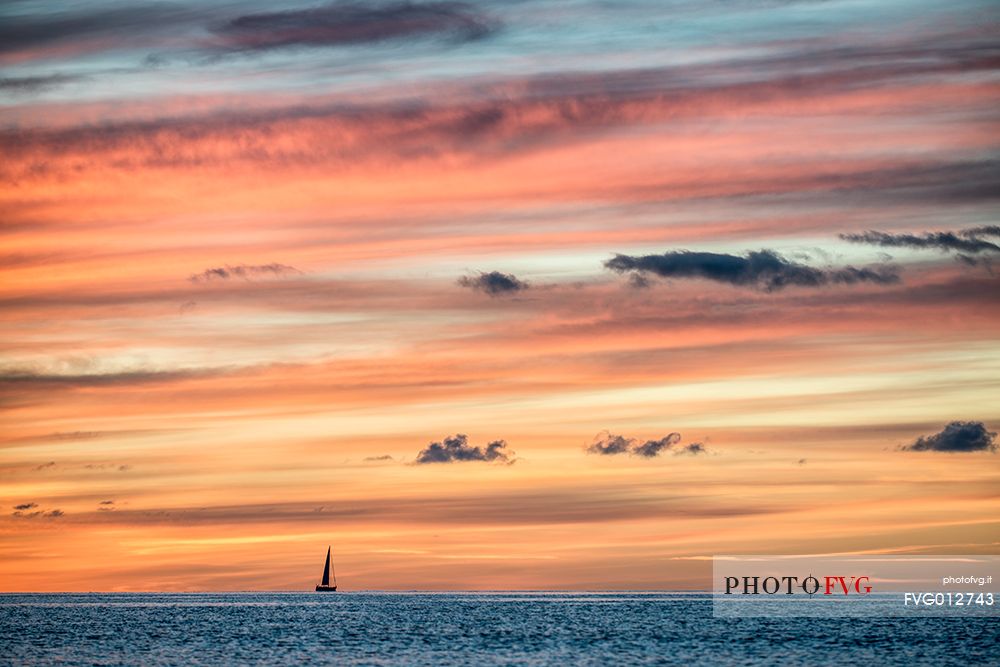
xmin=0 ymin=8 xmax=144 ymax=54
xmin=676 ymin=442 xmax=706 ymax=455
xmin=414 ymin=434 xmax=513 ymax=464
xmin=457 ymin=271 xmax=529 ymax=296
xmin=0 ymin=4 xmax=207 ymax=58
xmin=364 ymin=454 xmax=394 ymax=462
xmin=605 ymin=250 xmax=899 ymax=292
xmin=902 ymin=421 xmax=997 ymax=453
xmin=839 ymin=229 xmax=1000 ymax=254
xmin=632 ymin=433 xmax=682 ymax=458
xmin=189 ymin=263 xmax=299 ymax=283
xmin=11 ymin=502 xmax=62 ymax=518
xmin=213 ymin=2 xmax=497 ymax=53
xmin=33 ymin=461 xmax=56 ymax=471
xmin=99 ymin=500 xmax=115 ymax=505
xmin=587 ymin=432 xmax=634 ymax=456
xmin=961 ymin=226 xmax=1000 ymax=238
xmin=588 ymin=431 xmax=700 ymax=458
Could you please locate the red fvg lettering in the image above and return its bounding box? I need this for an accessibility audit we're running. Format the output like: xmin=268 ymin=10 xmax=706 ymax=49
xmin=824 ymin=576 xmax=872 ymax=595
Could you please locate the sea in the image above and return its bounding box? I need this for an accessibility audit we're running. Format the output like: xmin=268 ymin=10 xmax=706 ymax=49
xmin=1 ymin=592 xmax=996 ymax=666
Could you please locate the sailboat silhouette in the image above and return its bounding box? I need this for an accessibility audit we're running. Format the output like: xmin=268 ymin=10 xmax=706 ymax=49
xmin=315 ymin=545 xmax=338 ymax=592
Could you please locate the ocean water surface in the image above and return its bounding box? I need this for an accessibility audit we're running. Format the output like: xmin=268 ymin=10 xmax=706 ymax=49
xmin=1 ymin=592 xmax=996 ymax=666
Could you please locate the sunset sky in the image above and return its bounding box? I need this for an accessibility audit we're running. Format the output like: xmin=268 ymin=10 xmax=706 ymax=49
xmin=1 ymin=0 xmax=998 ymax=592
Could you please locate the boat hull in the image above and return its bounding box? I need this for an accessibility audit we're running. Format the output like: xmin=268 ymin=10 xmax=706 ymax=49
xmin=315 ymin=585 xmax=338 ymax=592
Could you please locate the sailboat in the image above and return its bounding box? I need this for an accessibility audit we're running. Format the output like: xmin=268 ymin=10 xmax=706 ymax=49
xmin=315 ymin=545 xmax=338 ymax=592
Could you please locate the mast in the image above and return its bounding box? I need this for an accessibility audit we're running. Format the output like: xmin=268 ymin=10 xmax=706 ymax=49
xmin=321 ymin=546 xmax=331 ymax=586
xmin=330 ymin=546 xmax=338 ymax=587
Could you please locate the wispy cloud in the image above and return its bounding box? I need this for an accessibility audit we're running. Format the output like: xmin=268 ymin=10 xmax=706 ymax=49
xmin=189 ymin=263 xmax=299 ymax=283
xmin=0 ymin=367 xmax=218 ymax=388
xmin=840 ymin=228 xmax=1000 ymax=255
xmin=0 ymin=73 xmax=83 ymax=93
xmin=71 ymin=489 xmax=774 ymax=527
xmin=7 ymin=52 xmax=997 ymax=186
xmin=212 ymin=2 xmax=498 ymax=53
xmin=83 ymin=463 xmax=132 ymax=472
xmin=605 ymin=250 xmax=899 ymax=291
